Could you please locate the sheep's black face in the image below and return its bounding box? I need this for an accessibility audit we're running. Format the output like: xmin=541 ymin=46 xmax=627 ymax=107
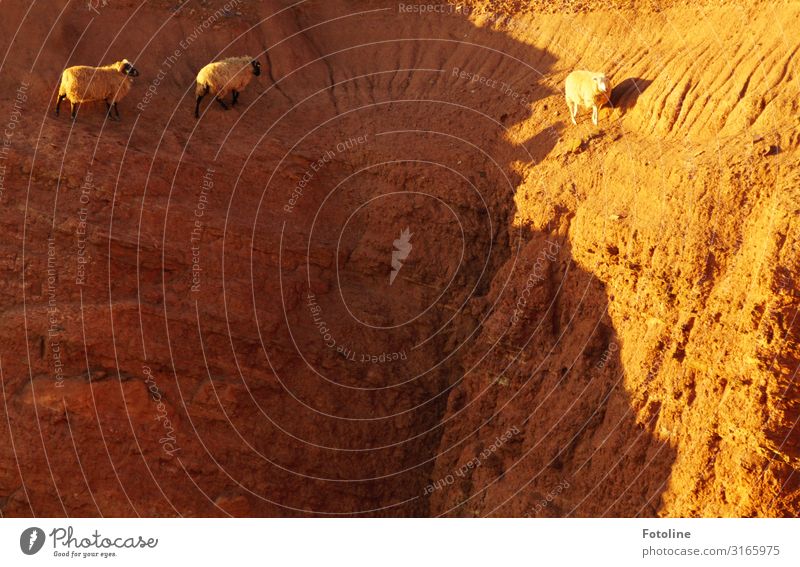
xmin=251 ymin=60 xmax=261 ymax=77
xmin=122 ymin=61 xmax=139 ymax=77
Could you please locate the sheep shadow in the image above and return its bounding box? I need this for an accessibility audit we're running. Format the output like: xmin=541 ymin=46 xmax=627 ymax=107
xmin=611 ymin=77 xmax=653 ymax=112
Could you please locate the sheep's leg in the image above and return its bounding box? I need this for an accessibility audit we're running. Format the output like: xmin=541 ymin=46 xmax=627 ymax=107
xmin=70 ymin=102 xmax=78 ymax=120
xmin=216 ymin=97 xmax=229 ymax=110
xmin=105 ymin=100 xmax=116 ymax=121
xmin=55 ymin=94 xmax=66 ymax=116
xmin=232 ymin=90 xmax=239 ymax=106
xmin=113 ymin=102 xmax=120 ymax=120
xmin=195 ymin=94 xmax=205 ymax=118
xmin=195 ymin=85 xmax=209 ymax=119
xmin=569 ymin=101 xmax=578 ymax=125
xmin=592 ymin=105 xmax=598 ymax=126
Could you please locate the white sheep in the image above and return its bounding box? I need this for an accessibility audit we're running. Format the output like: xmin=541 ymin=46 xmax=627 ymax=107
xmin=55 ymin=59 xmax=140 ymax=121
xmin=564 ymin=70 xmax=611 ymax=126
xmin=194 ymin=56 xmax=262 ymax=118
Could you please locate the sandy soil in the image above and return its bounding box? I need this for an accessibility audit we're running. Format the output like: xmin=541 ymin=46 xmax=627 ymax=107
xmin=0 ymin=0 xmax=797 ymax=517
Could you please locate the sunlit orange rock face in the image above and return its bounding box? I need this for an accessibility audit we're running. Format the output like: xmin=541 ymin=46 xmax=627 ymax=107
xmin=0 ymin=0 xmax=797 ymax=517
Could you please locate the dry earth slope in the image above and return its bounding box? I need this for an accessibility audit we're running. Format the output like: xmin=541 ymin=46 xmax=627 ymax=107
xmin=0 ymin=0 xmax=797 ymax=517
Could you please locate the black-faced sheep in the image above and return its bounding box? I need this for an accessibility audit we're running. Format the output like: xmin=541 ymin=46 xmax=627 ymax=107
xmin=565 ymin=70 xmax=611 ymax=126
xmin=55 ymin=59 xmax=140 ymax=121
xmin=194 ymin=56 xmax=261 ymax=118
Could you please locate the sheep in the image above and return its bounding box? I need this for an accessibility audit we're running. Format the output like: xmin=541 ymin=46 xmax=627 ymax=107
xmin=564 ymin=70 xmax=611 ymax=126
xmin=55 ymin=59 xmax=140 ymax=121
xmin=194 ymin=56 xmax=261 ymax=118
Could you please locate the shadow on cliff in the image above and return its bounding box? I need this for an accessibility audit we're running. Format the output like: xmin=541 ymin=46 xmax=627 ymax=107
xmin=425 ymin=228 xmax=677 ymax=516
xmin=279 ymin=6 xmax=678 ymax=517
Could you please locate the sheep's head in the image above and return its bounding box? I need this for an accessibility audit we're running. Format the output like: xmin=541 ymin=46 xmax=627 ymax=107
xmin=251 ymin=59 xmax=262 ymax=77
xmin=593 ymin=74 xmax=610 ymax=94
xmin=117 ymin=59 xmax=139 ymax=77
